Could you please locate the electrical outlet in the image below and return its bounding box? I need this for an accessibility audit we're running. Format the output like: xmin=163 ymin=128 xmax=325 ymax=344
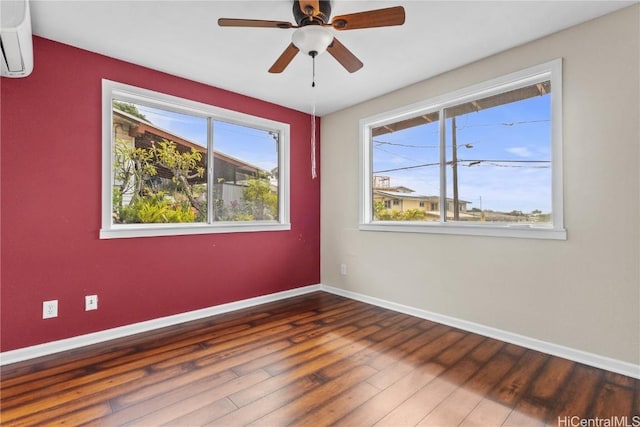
xmin=43 ymin=300 xmax=58 ymax=319
xmin=340 ymin=263 xmax=348 ymax=276
xmin=85 ymin=295 xmax=98 ymax=311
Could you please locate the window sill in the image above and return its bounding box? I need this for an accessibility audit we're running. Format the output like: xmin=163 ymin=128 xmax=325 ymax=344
xmin=100 ymin=222 xmax=291 ymax=239
xmin=359 ymin=222 xmax=567 ymax=240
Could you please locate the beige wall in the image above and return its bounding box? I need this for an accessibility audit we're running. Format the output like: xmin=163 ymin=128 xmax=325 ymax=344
xmin=321 ymin=6 xmax=639 ymax=365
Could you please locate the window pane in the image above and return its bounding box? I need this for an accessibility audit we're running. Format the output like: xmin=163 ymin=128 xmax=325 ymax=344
xmin=444 ymin=82 xmax=552 ymax=224
xmin=371 ymin=111 xmax=441 ymax=221
xmin=111 ymin=101 xmax=208 ymax=224
xmin=212 ymin=121 xmax=279 ymax=222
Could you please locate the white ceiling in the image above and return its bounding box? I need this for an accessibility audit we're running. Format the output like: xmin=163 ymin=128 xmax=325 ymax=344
xmin=29 ymin=0 xmax=635 ymax=116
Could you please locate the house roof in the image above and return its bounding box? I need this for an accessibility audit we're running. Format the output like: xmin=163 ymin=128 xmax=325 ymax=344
xmin=372 ymin=82 xmax=551 ymax=137
xmin=374 ymin=190 xmax=437 ymax=200
xmin=113 ymin=108 xmax=269 ymax=176
xmin=374 ymin=190 xmax=471 ymax=204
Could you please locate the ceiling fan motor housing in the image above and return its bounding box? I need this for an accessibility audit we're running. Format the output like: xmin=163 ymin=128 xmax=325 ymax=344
xmin=293 ymin=0 xmax=332 ymax=26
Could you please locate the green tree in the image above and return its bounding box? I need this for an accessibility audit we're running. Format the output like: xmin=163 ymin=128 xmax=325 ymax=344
xmin=150 ymin=140 xmax=206 ymax=218
xmin=113 ymin=101 xmax=148 ymax=121
xmin=112 ymin=139 xmax=206 ymax=223
xmin=373 ymin=200 xmax=387 ymax=220
xmin=373 ymin=201 xmax=428 ymax=221
xmin=242 ymin=176 xmax=277 ymax=220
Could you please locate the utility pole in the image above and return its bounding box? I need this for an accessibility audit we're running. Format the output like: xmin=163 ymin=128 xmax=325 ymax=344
xmin=451 ymin=116 xmax=459 ymax=220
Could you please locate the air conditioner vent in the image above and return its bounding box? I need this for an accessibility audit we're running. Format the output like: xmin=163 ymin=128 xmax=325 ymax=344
xmin=0 ymin=0 xmax=33 ymax=78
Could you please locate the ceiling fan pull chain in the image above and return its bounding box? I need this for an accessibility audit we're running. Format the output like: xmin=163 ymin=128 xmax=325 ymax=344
xmin=311 ymin=84 xmax=317 ymax=179
xmin=311 ymin=52 xmax=316 ymax=88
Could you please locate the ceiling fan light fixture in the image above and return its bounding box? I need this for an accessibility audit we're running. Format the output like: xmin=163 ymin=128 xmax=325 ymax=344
xmin=292 ymin=25 xmax=334 ymax=56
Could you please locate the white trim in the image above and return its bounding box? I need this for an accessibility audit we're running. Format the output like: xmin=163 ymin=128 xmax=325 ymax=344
xmin=100 ymin=222 xmax=291 ymax=239
xmin=0 ymin=284 xmax=322 ymax=366
xmin=360 ymin=222 xmax=566 ymax=240
xmin=320 ymin=285 xmax=639 ymax=380
xmin=360 ymin=59 xmax=566 ymax=240
xmin=101 ymin=79 xmax=291 ymax=239
xmin=3 ymin=283 xmax=637 ymax=379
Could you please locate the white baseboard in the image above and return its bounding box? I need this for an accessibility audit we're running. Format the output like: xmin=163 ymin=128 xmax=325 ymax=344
xmin=320 ymin=284 xmax=640 ymax=380
xmin=0 ymin=284 xmax=323 ymax=366
xmin=3 ymin=283 xmax=638 ymax=379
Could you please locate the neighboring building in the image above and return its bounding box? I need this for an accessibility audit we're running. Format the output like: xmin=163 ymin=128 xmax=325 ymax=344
xmin=112 ymin=107 xmax=272 ymax=209
xmin=373 ymin=176 xmax=469 ymax=217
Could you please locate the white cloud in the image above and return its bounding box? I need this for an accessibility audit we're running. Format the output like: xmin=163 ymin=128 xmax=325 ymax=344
xmin=506 ymin=146 xmax=533 ymax=157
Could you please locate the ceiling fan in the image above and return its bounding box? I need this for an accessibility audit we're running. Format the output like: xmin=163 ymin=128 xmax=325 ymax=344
xmin=218 ymin=1 xmax=405 ymax=74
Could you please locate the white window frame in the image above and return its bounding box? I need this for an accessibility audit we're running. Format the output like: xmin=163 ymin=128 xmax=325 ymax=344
xmin=359 ymin=59 xmax=566 ymax=240
xmin=101 ymin=80 xmax=290 ymax=239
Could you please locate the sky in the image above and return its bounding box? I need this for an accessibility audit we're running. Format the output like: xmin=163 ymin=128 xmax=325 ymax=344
xmin=372 ymin=90 xmax=552 ymax=213
xmin=126 ymin=88 xmax=550 ymax=214
xmin=134 ymin=103 xmax=279 ymax=173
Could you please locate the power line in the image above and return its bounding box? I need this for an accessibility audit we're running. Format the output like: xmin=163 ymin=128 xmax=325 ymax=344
xmin=374 ymin=140 xmax=439 ymax=149
xmin=374 ymin=146 xmax=431 ymax=165
xmin=373 ymin=159 xmax=549 ymax=174
xmin=456 ymin=119 xmax=550 ymax=130
xmin=373 ymin=119 xmax=549 ymax=147
xmin=458 ymin=159 xmax=550 ymax=163
xmin=374 ymin=162 xmax=440 ymax=174
xmin=373 ymin=140 xmax=476 ymax=149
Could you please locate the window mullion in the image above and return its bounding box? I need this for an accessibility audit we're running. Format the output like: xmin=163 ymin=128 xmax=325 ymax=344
xmin=207 ymin=118 xmax=214 ymax=224
xmin=439 ymin=108 xmax=447 ymax=223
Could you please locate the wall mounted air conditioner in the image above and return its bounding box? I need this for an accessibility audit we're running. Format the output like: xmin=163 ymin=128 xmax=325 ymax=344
xmin=1 ymin=0 xmax=33 ymax=78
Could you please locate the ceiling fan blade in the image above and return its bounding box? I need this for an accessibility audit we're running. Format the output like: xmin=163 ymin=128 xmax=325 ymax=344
xmin=331 ymin=6 xmax=405 ymax=30
xmin=218 ymin=18 xmax=294 ymax=29
xmin=269 ymin=43 xmax=300 ymax=73
xmin=327 ymin=37 xmax=363 ymax=73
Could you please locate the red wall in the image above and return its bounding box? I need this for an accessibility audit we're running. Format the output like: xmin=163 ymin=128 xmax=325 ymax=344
xmin=0 ymin=37 xmax=320 ymax=352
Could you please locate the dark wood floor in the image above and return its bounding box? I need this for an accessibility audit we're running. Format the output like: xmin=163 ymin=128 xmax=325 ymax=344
xmin=1 ymin=292 xmax=638 ymax=426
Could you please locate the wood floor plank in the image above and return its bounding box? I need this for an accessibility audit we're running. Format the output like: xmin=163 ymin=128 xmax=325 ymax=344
xmin=289 ymin=381 xmax=380 ymax=427
xmin=416 ymin=345 xmax=519 ymax=426
xmin=548 ymin=364 xmax=602 ymax=422
xmin=93 ymin=369 xmax=240 ymax=425
xmin=367 ymin=328 xmax=465 ymax=390
xmin=505 ymin=356 xmax=575 ymax=424
xmin=232 ymin=304 xmax=392 ymax=377
xmin=459 ymin=396 xmax=512 ymax=426
xmin=334 ymin=362 xmax=446 ymax=426
xmin=150 ymin=323 xmax=296 ymax=371
xmin=0 ymin=368 xmax=146 ymax=425
xmin=487 ymin=349 xmax=549 ymax=408
xmin=228 ymin=326 xmax=380 ymax=407
xmin=0 ymin=348 xmax=134 ymax=387
xmin=503 ymin=408 xmax=546 ymax=427
xmin=367 ymin=324 xmax=450 ymax=372
xmin=120 ymin=371 xmax=268 ymax=426
xmin=262 ymin=325 xmax=380 ymax=377
xmin=44 ymin=403 xmax=114 ymax=427
xmin=375 ymin=375 xmax=463 ymax=426
xmin=114 ymin=364 xmax=231 ymax=410
xmin=375 ymin=337 xmax=489 ymax=426
xmin=459 ymin=349 xmax=549 ymax=426
xmin=1 ymin=292 xmax=637 ymax=427
xmin=159 ymin=397 xmax=238 ymax=426
xmin=318 ymin=324 xmax=425 ymax=380
xmin=232 ymin=324 xmax=359 ymax=376
xmin=247 ymin=364 xmax=377 ymax=426
xmin=589 ymin=381 xmax=635 ymax=417
xmin=434 ymin=333 xmax=485 ymax=367
xmin=208 ymin=373 xmax=325 ymax=426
